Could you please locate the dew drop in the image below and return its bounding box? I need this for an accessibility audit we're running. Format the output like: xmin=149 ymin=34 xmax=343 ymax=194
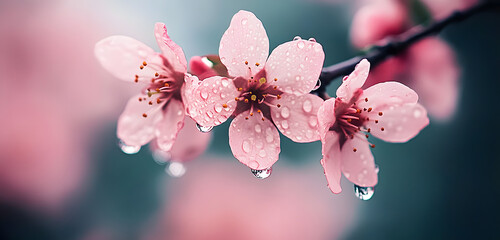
xmin=280 ymin=107 xmax=290 ymax=118
xmin=281 ymin=120 xmax=289 ymax=129
xmin=258 ymin=149 xmax=266 ymax=157
xmin=308 ymin=37 xmax=316 ymax=42
xmin=308 ymin=116 xmax=317 ymax=127
xmin=166 ymin=161 xmax=186 ymax=177
xmin=241 ymin=18 xmax=248 ymax=25
xmin=297 ymin=41 xmax=305 ymax=49
xmin=251 ymin=167 xmax=272 ymax=179
xmin=242 ymin=140 xmax=251 ymax=153
xmin=214 ymin=104 xmax=223 ymax=113
xmin=200 ymin=90 xmax=209 ymax=100
xmin=375 ymin=165 xmax=380 ymax=173
xmin=221 ymin=78 xmax=229 ymax=87
xmin=413 ymin=109 xmax=422 ymax=118
xmin=119 ymin=140 xmax=140 ymax=154
xmin=354 ymin=185 xmax=374 ymax=200
xmin=254 ymin=124 xmax=262 ymax=133
xmin=293 ymin=36 xmax=302 ymax=41
xmin=312 ymin=79 xmax=321 ymax=91
xmin=314 ymin=44 xmax=322 ymax=52
xmin=302 ymin=100 xmax=312 ymax=113
xmin=196 ymin=123 xmax=213 ymax=133
xmin=152 ymin=150 xmax=171 ymax=165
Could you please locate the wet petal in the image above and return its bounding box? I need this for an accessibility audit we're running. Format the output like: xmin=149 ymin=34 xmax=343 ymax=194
xmin=183 ymin=75 xmax=239 ymax=127
xmin=117 ymin=94 xmax=165 ymax=146
xmin=169 ymin=117 xmax=211 ymax=162
xmin=271 ymin=93 xmax=323 ymax=142
xmin=229 ymin=112 xmax=280 ymax=170
xmin=155 ymin=99 xmax=185 ymax=152
xmin=266 ymin=39 xmax=325 ymax=95
xmin=320 ymin=132 xmax=342 ymax=194
xmin=336 ymin=59 xmax=370 ymax=100
xmin=317 ymin=98 xmax=336 ymax=138
xmin=365 ymin=103 xmax=429 ymax=143
xmin=154 ymin=23 xmax=187 ymax=73
xmin=357 ymin=81 xmax=419 ymax=110
xmin=219 ymin=10 xmax=269 ymax=78
xmin=95 ymin=36 xmax=160 ymax=82
xmin=340 ymin=134 xmax=378 ymax=187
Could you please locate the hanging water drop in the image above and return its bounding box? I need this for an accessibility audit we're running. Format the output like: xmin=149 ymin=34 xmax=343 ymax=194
xmin=196 ymin=123 xmax=213 ymax=133
xmin=293 ymin=36 xmax=302 ymax=41
xmin=354 ymin=185 xmax=374 ymax=200
xmin=152 ymin=149 xmax=171 ymax=165
xmin=312 ymin=79 xmax=321 ymax=91
xmin=166 ymin=161 xmax=186 ymax=177
xmin=308 ymin=37 xmax=316 ymax=42
xmin=251 ymin=167 xmax=272 ymax=179
xmin=118 ymin=140 xmax=140 ymax=154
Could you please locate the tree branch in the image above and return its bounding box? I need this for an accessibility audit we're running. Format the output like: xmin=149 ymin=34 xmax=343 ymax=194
xmin=313 ymin=0 xmax=500 ymax=98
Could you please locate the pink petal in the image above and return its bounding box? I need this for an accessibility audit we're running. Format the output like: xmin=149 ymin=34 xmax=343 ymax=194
xmin=317 ymin=98 xmax=336 ymax=138
xmin=183 ymin=75 xmax=239 ymax=127
xmin=219 ymin=10 xmax=269 ymax=78
xmin=336 ymin=59 xmax=370 ymax=100
xmin=266 ymin=39 xmax=325 ymax=95
xmin=95 ymin=36 xmax=160 ymax=82
xmin=365 ymin=103 xmax=429 ymax=143
xmin=169 ymin=117 xmax=211 ymax=162
xmin=320 ymin=132 xmax=342 ymax=194
xmin=229 ymin=112 xmax=280 ymax=170
xmin=340 ymin=134 xmax=378 ymax=187
xmin=357 ymin=81 xmax=419 ymax=110
xmin=270 ymin=93 xmax=323 ymax=143
xmin=117 ymin=94 xmax=165 ymax=147
xmin=155 ymin=99 xmax=185 ymax=152
xmin=154 ymin=23 xmax=187 ymax=73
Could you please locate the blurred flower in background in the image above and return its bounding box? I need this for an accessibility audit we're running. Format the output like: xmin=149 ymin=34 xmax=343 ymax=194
xmin=143 ymin=159 xmax=358 ymax=240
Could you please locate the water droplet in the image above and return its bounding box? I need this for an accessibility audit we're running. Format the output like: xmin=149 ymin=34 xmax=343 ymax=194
xmin=281 ymin=120 xmax=289 ymax=129
xmin=196 ymin=123 xmax=213 ymax=133
xmin=152 ymin=150 xmax=171 ymax=165
xmin=166 ymin=161 xmax=186 ymax=177
xmin=293 ymin=36 xmax=302 ymax=41
xmin=280 ymin=107 xmax=290 ymax=118
xmin=308 ymin=116 xmax=317 ymax=127
xmin=200 ymin=90 xmax=208 ymax=100
xmin=297 ymin=41 xmax=305 ymax=49
xmin=302 ymin=100 xmax=312 ymax=113
xmin=295 ymin=75 xmax=301 ymax=81
xmin=221 ymin=78 xmax=229 ymax=87
xmin=354 ymin=185 xmax=374 ymax=200
xmin=254 ymin=124 xmax=262 ymax=133
xmin=119 ymin=140 xmax=140 ymax=154
xmin=214 ymin=104 xmax=223 ymax=113
xmin=241 ymin=18 xmax=248 ymax=25
xmin=314 ymin=44 xmax=322 ymax=52
xmin=308 ymin=38 xmax=316 ymax=42
xmin=375 ymin=165 xmax=380 ymax=173
xmin=242 ymin=140 xmax=251 ymax=153
xmin=413 ymin=109 xmax=422 ymax=118
xmin=312 ymin=79 xmax=321 ymax=91
xmin=251 ymin=167 xmax=272 ymax=179
xmin=249 ymin=161 xmax=259 ymax=169
xmin=258 ymin=149 xmax=266 ymax=157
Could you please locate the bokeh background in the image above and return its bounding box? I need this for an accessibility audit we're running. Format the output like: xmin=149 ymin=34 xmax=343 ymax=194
xmin=0 ymin=0 xmax=499 ymax=239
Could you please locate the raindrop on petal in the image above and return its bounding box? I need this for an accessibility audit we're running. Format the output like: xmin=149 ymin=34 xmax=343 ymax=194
xmin=152 ymin=149 xmax=171 ymax=165
xmin=166 ymin=161 xmax=186 ymax=177
xmin=251 ymin=167 xmax=272 ymax=179
xmin=297 ymin=41 xmax=305 ymax=49
xmin=196 ymin=123 xmax=213 ymax=133
xmin=293 ymin=36 xmax=302 ymax=41
xmin=119 ymin=140 xmax=140 ymax=154
xmin=308 ymin=37 xmax=316 ymax=42
xmin=354 ymin=185 xmax=374 ymax=200
xmin=280 ymin=107 xmax=290 ymax=118
xmin=302 ymin=100 xmax=312 ymax=113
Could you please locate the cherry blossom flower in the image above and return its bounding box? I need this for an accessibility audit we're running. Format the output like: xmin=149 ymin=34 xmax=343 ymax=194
xmin=183 ymin=10 xmax=325 ymax=170
xmin=317 ymin=59 xmax=429 ymax=193
xmin=95 ymin=23 xmax=209 ymax=159
xmin=349 ymin=0 xmax=460 ymax=121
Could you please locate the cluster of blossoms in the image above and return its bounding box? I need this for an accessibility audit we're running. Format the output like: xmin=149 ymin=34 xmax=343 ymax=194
xmin=95 ymin=10 xmax=429 ymax=196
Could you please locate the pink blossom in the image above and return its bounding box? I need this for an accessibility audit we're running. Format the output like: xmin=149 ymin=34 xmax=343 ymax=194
xmin=420 ymin=0 xmax=478 ymax=19
xmin=183 ymin=11 xmax=325 ymax=170
xmin=143 ymin=159 xmax=357 ymax=240
xmin=95 ymin=23 xmax=209 ymax=159
xmin=317 ymin=59 xmax=429 ymax=193
xmin=350 ymin=0 xmax=460 ymax=120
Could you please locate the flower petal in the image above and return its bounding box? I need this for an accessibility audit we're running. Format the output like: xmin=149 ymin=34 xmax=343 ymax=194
xmin=340 ymin=134 xmax=378 ymax=187
xmin=271 ymin=93 xmax=323 ymax=142
xmin=169 ymin=117 xmax=211 ymax=162
xmin=154 ymin=23 xmax=187 ymax=73
xmin=183 ymin=75 xmax=239 ymax=127
xmin=117 ymin=94 xmax=165 ymax=147
xmin=229 ymin=112 xmax=280 ymax=170
xmin=95 ymin=36 xmax=160 ymax=82
xmin=357 ymin=81 xmax=419 ymax=110
xmin=155 ymin=99 xmax=185 ymax=152
xmin=336 ymin=59 xmax=370 ymax=100
xmin=266 ymin=39 xmax=325 ymax=95
xmin=320 ymin=132 xmax=342 ymax=194
xmin=317 ymin=98 xmax=336 ymax=138
xmin=365 ymin=103 xmax=429 ymax=143
xmin=219 ymin=10 xmax=269 ymax=78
